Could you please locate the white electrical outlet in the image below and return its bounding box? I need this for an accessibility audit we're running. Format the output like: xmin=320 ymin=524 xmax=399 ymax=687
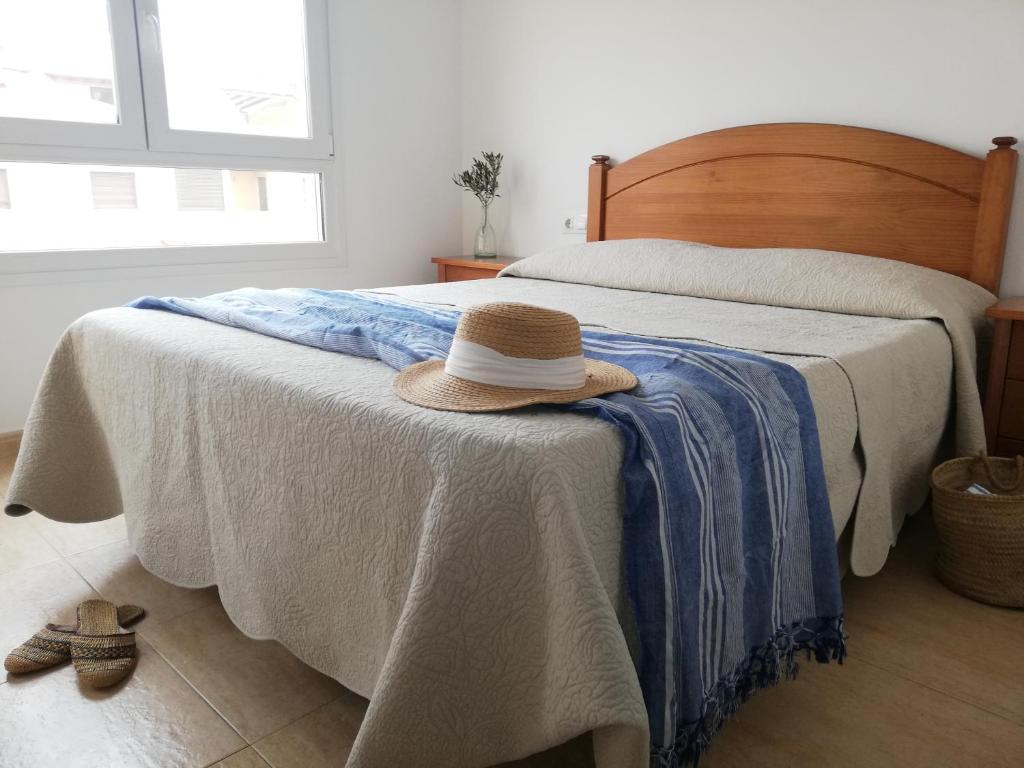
xmin=562 ymin=213 xmax=588 ymax=234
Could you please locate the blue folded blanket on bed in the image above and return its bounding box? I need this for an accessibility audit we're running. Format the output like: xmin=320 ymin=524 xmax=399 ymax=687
xmin=130 ymin=288 xmax=845 ymax=766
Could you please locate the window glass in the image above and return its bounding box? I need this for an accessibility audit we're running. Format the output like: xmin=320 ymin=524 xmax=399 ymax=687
xmin=157 ymin=0 xmax=311 ymax=138
xmin=90 ymin=171 xmax=138 ymax=209
xmin=0 ymin=162 xmax=323 ymax=251
xmin=0 ymin=0 xmax=118 ymax=124
xmin=174 ymin=168 xmax=225 ymax=211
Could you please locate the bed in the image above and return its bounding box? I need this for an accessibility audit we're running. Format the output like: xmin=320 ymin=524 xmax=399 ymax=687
xmin=4 ymin=123 xmax=1018 ymax=768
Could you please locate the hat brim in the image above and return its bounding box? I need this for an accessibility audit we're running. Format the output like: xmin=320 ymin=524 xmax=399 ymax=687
xmin=393 ymin=358 xmax=638 ymax=413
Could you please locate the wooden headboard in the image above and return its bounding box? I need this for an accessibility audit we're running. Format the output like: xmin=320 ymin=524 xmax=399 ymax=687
xmin=586 ymin=123 xmax=1018 ymax=293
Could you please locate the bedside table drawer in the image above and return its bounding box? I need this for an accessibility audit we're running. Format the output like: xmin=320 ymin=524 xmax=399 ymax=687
xmin=444 ymin=265 xmax=499 ymax=282
xmin=986 ymin=302 xmax=1024 ymax=454
xmin=432 ymin=257 xmax=519 ymax=283
xmin=1000 ymin=379 xmax=1024 ymax=439
xmin=997 ymin=437 xmax=1024 ymax=457
xmin=1007 ymin=321 xmax=1024 ymax=380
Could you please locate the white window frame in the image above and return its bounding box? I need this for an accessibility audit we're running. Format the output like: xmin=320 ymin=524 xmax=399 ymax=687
xmin=0 ymin=0 xmax=340 ymax=280
xmin=0 ymin=169 xmax=10 ymax=209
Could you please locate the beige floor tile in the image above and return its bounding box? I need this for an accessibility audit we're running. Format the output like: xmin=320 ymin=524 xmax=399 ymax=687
xmin=0 ymin=638 xmax=244 ymax=768
xmin=843 ymin=513 xmax=1024 ymax=725
xmin=253 ymin=691 xmax=367 ymax=768
xmin=27 ymin=511 xmax=127 ymax=556
xmin=212 ymin=747 xmax=271 ymax=768
xmin=143 ymin=602 xmax=345 ymax=742
xmin=0 ymin=512 xmax=61 ymax=576
xmin=68 ymin=539 xmax=219 ymax=629
xmin=0 ymin=443 xmax=17 ymax=470
xmin=0 ymin=558 xmax=99 ymax=663
xmin=248 ymin=688 xmax=591 ymax=768
xmin=702 ymin=655 xmax=1024 ymax=768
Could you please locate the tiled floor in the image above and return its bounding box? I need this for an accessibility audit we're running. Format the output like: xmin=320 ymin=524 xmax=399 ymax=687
xmin=2 ymin=452 xmax=1023 ymax=767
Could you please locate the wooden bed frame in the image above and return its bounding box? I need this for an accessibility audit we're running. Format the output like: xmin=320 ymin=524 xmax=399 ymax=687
xmin=587 ymin=123 xmax=1018 ymax=293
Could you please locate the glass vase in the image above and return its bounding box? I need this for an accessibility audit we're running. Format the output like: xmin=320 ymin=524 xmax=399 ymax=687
xmin=474 ymin=202 xmax=497 ymax=258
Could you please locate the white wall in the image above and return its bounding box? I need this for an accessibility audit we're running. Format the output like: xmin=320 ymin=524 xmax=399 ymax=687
xmin=460 ymin=0 xmax=1024 ymax=297
xmin=0 ymin=0 xmax=462 ymax=433
xmin=8 ymin=0 xmax=1023 ymax=432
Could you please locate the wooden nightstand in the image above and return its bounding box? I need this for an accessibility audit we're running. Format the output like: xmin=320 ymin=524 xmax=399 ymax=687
xmin=984 ymin=297 xmax=1024 ymax=456
xmin=431 ymin=256 xmax=520 ymax=283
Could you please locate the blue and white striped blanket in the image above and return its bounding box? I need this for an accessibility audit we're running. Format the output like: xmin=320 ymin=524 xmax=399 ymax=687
xmin=130 ymin=288 xmax=845 ymax=766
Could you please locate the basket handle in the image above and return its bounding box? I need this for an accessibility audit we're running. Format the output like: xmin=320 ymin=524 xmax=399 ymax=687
xmin=975 ymin=451 xmax=1024 ymax=493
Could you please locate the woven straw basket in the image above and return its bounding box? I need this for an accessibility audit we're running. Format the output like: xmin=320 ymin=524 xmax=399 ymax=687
xmin=930 ymin=454 xmax=1024 ymax=608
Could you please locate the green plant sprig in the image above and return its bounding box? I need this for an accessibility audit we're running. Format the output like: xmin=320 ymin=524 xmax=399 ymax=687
xmin=453 ymin=152 xmax=503 ymax=207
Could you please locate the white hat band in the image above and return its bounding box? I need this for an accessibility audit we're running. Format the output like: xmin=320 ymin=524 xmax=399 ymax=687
xmin=444 ymin=337 xmax=587 ymax=391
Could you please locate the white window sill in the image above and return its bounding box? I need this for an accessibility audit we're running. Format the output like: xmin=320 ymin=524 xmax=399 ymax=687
xmin=0 ymin=242 xmax=344 ymax=287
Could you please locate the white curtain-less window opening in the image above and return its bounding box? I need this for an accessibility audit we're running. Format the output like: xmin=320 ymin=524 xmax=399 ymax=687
xmin=0 ymin=0 xmax=338 ymax=276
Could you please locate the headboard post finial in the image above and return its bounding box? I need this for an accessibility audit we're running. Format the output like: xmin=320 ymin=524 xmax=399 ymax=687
xmin=587 ymin=155 xmax=610 ymax=241
xmin=971 ymin=137 xmax=1018 ymax=293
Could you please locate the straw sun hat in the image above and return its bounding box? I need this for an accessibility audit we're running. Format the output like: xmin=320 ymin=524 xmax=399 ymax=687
xmin=393 ymin=302 xmax=637 ymax=412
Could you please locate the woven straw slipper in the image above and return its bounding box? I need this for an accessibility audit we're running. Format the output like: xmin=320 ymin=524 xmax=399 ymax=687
xmin=69 ymin=600 xmax=139 ymax=688
xmin=4 ymin=604 xmax=144 ymax=675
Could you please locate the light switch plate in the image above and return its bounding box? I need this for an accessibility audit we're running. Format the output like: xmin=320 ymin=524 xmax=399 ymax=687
xmin=563 ymin=213 xmax=588 ymax=234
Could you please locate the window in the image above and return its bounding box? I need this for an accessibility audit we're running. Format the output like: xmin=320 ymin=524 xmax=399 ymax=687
xmin=0 ymin=0 xmax=336 ymax=270
xmin=175 ymin=169 xmax=225 ymax=211
xmin=158 ymin=0 xmax=310 ymax=138
xmin=0 ymin=162 xmax=322 ymax=253
xmin=137 ymin=0 xmax=332 ymax=157
xmin=90 ymin=171 xmax=138 ymax=209
xmin=0 ymin=1 xmax=119 ymax=125
xmin=0 ymin=0 xmax=145 ymax=149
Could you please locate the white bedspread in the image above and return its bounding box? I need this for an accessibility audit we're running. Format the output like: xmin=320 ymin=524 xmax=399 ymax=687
xmin=4 ymin=241 xmax=990 ymax=768
xmin=503 ymin=240 xmax=993 ymax=575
